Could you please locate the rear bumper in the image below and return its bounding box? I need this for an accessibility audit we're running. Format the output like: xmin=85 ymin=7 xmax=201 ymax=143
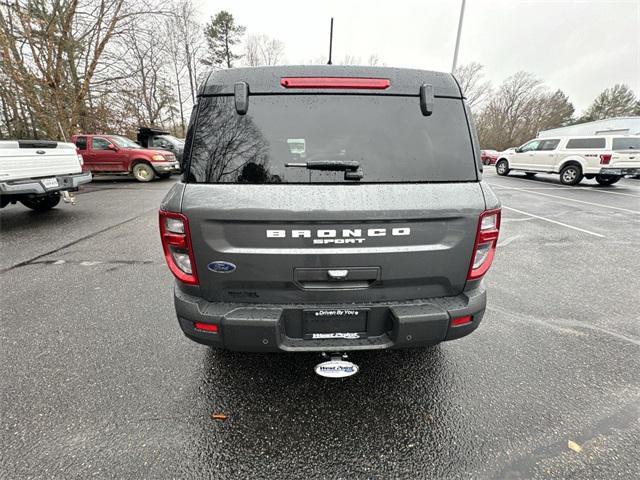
xmin=174 ymin=284 xmax=487 ymax=352
xmin=0 ymin=171 xmax=92 ymax=196
xmin=599 ymin=167 xmax=640 ymax=176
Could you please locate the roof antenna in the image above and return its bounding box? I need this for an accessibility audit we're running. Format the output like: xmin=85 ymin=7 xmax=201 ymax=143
xmin=327 ymin=18 xmax=334 ymax=65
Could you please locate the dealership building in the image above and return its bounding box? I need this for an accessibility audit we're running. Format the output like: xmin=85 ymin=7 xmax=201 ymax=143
xmin=538 ymin=116 xmax=640 ymax=138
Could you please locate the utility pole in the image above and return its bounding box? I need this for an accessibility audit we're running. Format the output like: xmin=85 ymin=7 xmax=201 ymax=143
xmin=451 ymin=0 xmax=466 ymax=73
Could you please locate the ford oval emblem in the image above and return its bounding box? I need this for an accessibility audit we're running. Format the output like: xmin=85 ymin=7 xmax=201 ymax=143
xmin=207 ymin=261 xmax=236 ymax=273
xmin=36 ymin=150 xmax=46 ymax=154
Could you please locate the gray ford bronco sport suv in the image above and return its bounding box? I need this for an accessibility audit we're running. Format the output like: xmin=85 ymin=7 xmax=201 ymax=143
xmin=160 ymin=66 xmax=501 ymax=353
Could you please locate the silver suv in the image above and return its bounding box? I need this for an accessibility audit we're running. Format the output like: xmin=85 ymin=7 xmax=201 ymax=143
xmin=159 ymin=66 xmax=501 ymax=353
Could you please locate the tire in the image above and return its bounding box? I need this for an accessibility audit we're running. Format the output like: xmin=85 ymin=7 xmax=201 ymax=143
xmin=524 ymin=172 xmax=537 ymax=177
xmin=20 ymin=193 xmax=61 ymax=211
xmin=496 ymin=160 xmax=510 ymax=176
xmin=559 ymin=164 xmax=583 ymax=185
xmin=132 ymin=162 xmax=156 ymax=182
xmin=595 ymin=175 xmax=620 ymax=186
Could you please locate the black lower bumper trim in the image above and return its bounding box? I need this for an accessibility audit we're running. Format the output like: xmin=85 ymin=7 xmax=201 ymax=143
xmin=174 ymin=285 xmax=486 ymax=352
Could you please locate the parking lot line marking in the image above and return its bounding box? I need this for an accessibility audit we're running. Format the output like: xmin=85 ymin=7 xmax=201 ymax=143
xmin=488 ymin=305 xmax=640 ymax=346
xmin=485 ymin=173 xmax=640 ymax=197
xmin=489 ymin=184 xmax=640 ymax=215
xmin=502 ymin=206 xmax=605 ymax=238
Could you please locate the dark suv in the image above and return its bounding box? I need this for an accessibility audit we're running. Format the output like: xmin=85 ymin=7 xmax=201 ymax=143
xmin=159 ymin=66 xmax=501 ymax=352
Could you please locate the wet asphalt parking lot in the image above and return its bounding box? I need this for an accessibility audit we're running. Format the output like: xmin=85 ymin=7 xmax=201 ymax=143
xmin=1 ymin=171 xmax=639 ymax=479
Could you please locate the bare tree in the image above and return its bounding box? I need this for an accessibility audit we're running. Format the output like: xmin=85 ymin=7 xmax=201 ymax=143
xmin=0 ymin=0 xmax=176 ymax=139
xmin=454 ymin=62 xmax=492 ymax=110
xmin=476 ymin=72 xmax=544 ymax=150
xmin=339 ymin=54 xmax=361 ymax=65
xmin=244 ymin=34 xmax=285 ymax=66
xmin=172 ymin=0 xmax=205 ymax=104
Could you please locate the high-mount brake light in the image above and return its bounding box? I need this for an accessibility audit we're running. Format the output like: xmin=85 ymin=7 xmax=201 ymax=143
xmin=280 ymin=77 xmax=390 ymax=90
xmin=159 ymin=210 xmax=199 ymax=285
xmin=599 ymin=154 xmax=612 ymax=165
xmin=467 ymin=209 xmax=501 ymax=280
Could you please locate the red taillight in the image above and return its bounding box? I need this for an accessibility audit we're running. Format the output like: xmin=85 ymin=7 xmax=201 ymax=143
xmin=467 ymin=209 xmax=501 ymax=280
xmin=194 ymin=322 xmax=218 ymax=333
xmin=159 ymin=210 xmax=199 ymax=285
xmin=451 ymin=315 xmax=472 ymax=327
xmin=280 ymin=77 xmax=390 ymax=90
xmin=600 ymin=154 xmax=612 ymax=164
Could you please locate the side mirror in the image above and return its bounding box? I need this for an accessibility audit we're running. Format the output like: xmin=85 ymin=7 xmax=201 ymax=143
xmin=514 ymin=147 xmax=521 ymax=153
xmin=107 ymin=143 xmax=118 ymax=151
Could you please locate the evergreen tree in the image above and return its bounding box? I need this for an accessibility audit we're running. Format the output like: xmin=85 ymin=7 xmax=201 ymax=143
xmin=203 ymin=11 xmax=245 ymax=68
xmin=580 ymin=84 xmax=638 ymax=121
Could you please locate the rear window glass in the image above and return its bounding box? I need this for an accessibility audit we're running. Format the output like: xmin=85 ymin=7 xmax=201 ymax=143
xmin=187 ymin=95 xmax=476 ymax=183
xmin=565 ymin=138 xmax=605 ymax=149
xmin=612 ymin=137 xmax=640 ymax=150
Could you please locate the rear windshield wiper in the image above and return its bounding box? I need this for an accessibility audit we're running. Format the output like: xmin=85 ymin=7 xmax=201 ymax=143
xmin=285 ymin=160 xmax=363 ymax=180
xmin=285 ymin=160 xmax=360 ymax=171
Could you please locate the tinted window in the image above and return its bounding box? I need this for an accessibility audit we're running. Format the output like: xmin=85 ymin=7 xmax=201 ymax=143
xmin=75 ymin=136 xmax=87 ymax=150
xmin=187 ymin=95 xmax=476 ymax=183
xmin=612 ymin=137 xmax=640 ymax=150
xmin=538 ymin=139 xmax=560 ymax=151
xmin=92 ymin=137 xmax=111 ymax=150
xmin=152 ymin=136 xmax=173 ymax=148
xmin=565 ymin=138 xmax=605 ymax=149
xmin=520 ymin=140 xmax=541 ymax=152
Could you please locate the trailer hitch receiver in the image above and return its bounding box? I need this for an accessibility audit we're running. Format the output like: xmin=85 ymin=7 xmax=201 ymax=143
xmin=314 ymin=352 xmax=359 ymax=378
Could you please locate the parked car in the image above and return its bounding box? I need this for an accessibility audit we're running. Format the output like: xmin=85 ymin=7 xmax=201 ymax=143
xmin=480 ymin=149 xmax=498 ymax=165
xmin=495 ymin=135 xmax=640 ymax=185
xmin=71 ymin=134 xmax=180 ymax=182
xmin=159 ymin=66 xmax=501 ymax=371
xmin=136 ymin=127 xmax=185 ymax=164
xmin=0 ymin=140 xmax=92 ymax=211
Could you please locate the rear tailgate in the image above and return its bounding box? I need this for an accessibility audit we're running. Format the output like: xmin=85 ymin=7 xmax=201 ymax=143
xmin=0 ymin=141 xmax=81 ymax=182
xmin=610 ymin=150 xmax=640 ymax=169
xmin=183 ymin=183 xmax=485 ymax=303
xmin=179 ymin=67 xmax=486 ymax=304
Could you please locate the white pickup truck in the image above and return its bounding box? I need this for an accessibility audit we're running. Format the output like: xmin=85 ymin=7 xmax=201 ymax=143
xmin=0 ymin=140 xmax=92 ymax=211
xmin=495 ymin=135 xmax=640 ymax=185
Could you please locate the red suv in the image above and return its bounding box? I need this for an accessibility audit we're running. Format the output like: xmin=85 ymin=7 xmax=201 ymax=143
xmin=71 ymin=134 xmax=180 ymax=182
xmin=480 ymin=149 xmax=498 ymax=166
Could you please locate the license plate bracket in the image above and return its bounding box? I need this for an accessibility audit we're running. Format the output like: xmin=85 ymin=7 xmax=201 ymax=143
xmin=303 ymin=309 xmax=368 ymax=340
xmin=41 ymin=178 xmax=59 ymax=189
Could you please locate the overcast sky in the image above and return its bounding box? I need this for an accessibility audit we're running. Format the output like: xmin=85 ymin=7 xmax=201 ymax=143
xmin=202 ymin=0 xmax=640 ymax=114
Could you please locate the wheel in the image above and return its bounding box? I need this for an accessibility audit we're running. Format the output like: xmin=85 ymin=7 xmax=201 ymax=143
xmin=524 ymin=172 xmax=537 ymax=177
xmin=132 ymin=162 xmax=156 ymax=182
xmin=595 ymin=175 xmax=620 ymax=186
xmin=496 ymin=160 xmax=510 ymax=176
xmin=559 ymin=164 xmax=583 ymax=185
xmin=20 ymin=193 xmax=61 ymax=211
